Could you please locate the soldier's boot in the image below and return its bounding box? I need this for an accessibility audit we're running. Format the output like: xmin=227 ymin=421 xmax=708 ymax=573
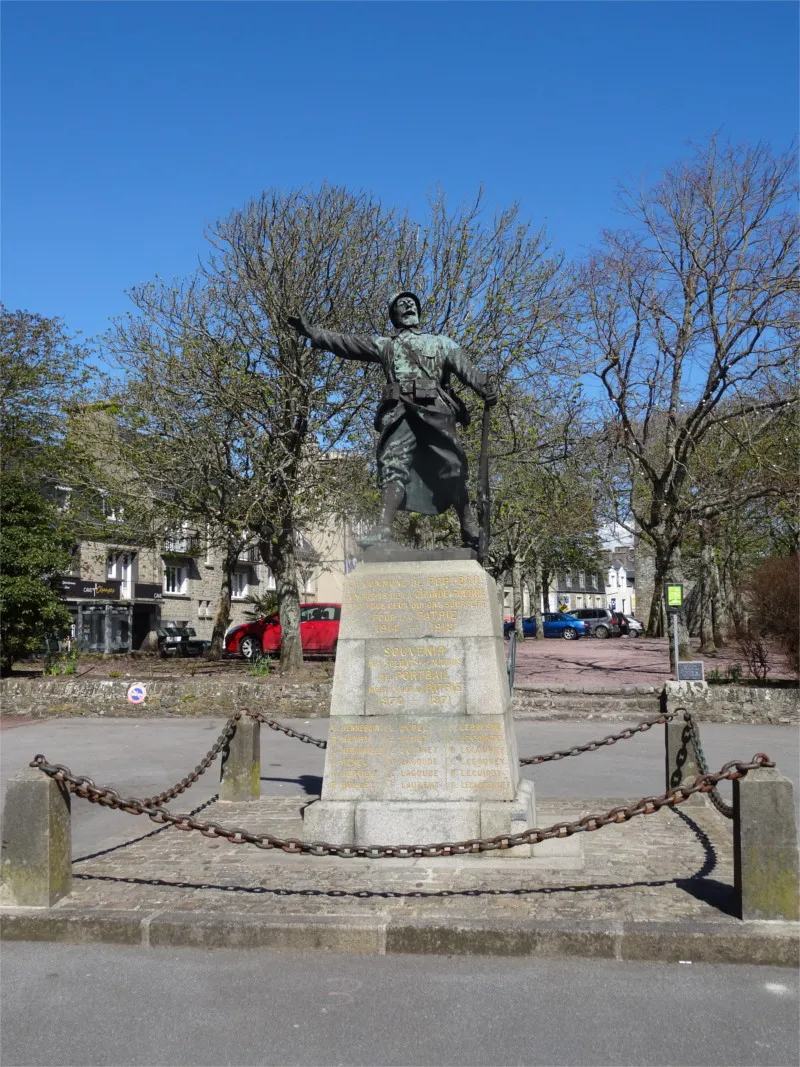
xmin=357 ymin=483 xmax=405 ymax=547
xmin=457 ymin=496 xmax=481 ymax=552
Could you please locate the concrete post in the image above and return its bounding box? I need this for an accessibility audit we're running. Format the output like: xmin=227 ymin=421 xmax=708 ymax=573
xmin=734 ymin=766 xmax=800 ymax=921
xmin=664 ymin=719 xmax=704 ymax=805
xmin=1 ymin=767 xmax=72 ymax=906
xmin=219 ymin=716 xmax=260 ymax=802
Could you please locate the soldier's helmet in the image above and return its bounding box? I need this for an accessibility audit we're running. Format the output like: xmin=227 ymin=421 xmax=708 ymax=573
xmin=388 ymin=291 xmax=422 ymax=323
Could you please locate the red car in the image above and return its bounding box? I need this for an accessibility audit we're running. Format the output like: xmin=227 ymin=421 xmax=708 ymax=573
xmin=224 ymin=603 xmax=341 ymax=659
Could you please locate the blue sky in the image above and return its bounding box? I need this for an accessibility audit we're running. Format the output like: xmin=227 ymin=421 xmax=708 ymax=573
xmin=3 ymin=1 xmax=798 ymax=345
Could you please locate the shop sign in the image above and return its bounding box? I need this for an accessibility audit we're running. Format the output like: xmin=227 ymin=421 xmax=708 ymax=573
xmin=134 ymin=582 xmax=164 ymax=601
xmin=54 ymin=577 xmax=121 ymax=600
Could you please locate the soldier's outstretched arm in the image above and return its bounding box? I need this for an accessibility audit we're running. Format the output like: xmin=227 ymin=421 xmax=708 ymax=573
xmin=447 ymin=346 xmax=497 ymax=404
xmin=286 ymin=314 xmax=382 ymax=364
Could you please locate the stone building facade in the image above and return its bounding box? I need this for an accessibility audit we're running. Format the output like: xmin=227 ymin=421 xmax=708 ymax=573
xmin=56 ymin=520 xmax=360 ymax=654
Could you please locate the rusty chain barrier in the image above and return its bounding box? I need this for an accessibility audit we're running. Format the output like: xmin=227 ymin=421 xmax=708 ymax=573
xmin=519 ymin=710 xmax=675 ymax=765
xmin=28 ymin=750 xmax=773 ymax=859
xmin=141 ymin=712 xmax=240 ymax=807
xmin=246 ymin=710 xmax=328 ymax=749
xmin=682 ymin=710 xmax=734 ymax=819
xmin=242 ymin=708 xmax=678 ymax=764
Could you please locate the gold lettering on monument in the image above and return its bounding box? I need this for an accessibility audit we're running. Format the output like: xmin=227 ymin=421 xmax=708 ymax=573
xmin=347 ymin=573 xmax=486 ymax=636
xmin=324 ymin=718 xmax=512 ymax=798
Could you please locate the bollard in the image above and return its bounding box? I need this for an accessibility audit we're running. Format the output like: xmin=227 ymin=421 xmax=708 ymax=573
xmin=664 ymin=719 xmax=704 ymax=805
xmin=1 ymin=767 xmax=72 ymax=906
xmin=734 ymin=766 xmax=800 ymax=921
xmin=220 ymin=715 xmax=260 ymax=802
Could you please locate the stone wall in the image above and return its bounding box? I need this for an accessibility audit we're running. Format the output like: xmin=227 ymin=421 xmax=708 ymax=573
xmin=662 ymin=680 xmax=798 ymax=725
xmin=0 ymin=676 xmax=332 ymax=719
xmin=2 ymin=675 xmax=796 ymax=723
xmin=512 ymin=684 xmax=662 ymax=721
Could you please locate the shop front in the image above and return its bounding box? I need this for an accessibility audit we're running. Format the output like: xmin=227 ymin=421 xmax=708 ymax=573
xmin=54 ymin=579 xmax=163 ymax=653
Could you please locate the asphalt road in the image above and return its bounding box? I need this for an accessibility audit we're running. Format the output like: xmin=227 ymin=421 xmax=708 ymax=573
xmin=2 ymin=943 xmax=798 ymax=1067
xmin=1 ymin=717 xmax=797 ymax=858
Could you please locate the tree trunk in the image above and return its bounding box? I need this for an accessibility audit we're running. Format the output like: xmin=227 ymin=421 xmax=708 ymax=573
xmin=209 ymin=546 xmax=239 ymax=659
xmin=530 ymin=563 xmax=545 ymax=641
xmin=261 ymin=524 xmax=303 ymax=674
xmin=647 ymin=547 xmax=670 ymax=638
xmin=709 ymin=546 xmax=727 ymax=648
xmin=541 ymin=566 xmax=551 ymax=612
xmin=512 ymin=558 xmax=524 ymax=640
xmin=698 ymin=522 xmax=716 ymax=654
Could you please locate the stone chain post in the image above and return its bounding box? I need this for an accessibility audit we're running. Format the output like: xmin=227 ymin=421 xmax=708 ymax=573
xmin=220 ymin=715 xmax=261 ymax=802
xmin=1 ymin=768 xmax=72 ymax=906
xmin=734 ymin=766 xmax=800 ymax=921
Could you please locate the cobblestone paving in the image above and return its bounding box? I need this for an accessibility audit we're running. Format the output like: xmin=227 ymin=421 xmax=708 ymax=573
xmin=58 ymin=795 xmax=738 ymax=923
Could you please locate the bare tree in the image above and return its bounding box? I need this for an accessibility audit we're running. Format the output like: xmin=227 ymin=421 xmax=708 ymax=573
xmin=576 ymin=138 xmax=798 ymax=653
xmin=110 ymin=186 xmax=393 ymax=670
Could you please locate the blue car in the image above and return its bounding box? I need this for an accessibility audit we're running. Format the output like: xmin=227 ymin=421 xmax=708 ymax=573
xmin=503 ymin=612 xmax=590 ymax=640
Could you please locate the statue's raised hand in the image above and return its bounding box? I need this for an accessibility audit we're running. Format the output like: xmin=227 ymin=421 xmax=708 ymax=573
xmin=286 ymin=313 xmax=312 ymax=338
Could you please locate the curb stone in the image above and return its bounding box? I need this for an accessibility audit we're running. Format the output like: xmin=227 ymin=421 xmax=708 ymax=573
xmin=1 ymin=909 xmax=797 ymax=966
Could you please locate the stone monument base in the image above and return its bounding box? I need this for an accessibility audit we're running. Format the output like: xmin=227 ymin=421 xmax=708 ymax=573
xmin=304 ymin=778 xmax=536 ymax=857
xmin=302 ymin=556 xmax=582 ymax=867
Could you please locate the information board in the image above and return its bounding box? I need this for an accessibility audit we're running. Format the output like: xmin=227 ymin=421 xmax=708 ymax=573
xmin=677 ymin=661 xmax=704 ymax=682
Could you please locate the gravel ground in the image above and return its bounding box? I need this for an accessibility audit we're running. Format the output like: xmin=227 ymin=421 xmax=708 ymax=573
xmin=511 ymin=635 xmax=796 ymax=687
xmin=9 ymin=636 xmax=795 ymax=690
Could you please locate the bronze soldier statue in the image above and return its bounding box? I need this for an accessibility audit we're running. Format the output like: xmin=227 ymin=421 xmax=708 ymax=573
xmin=288 ymin=292 xmax=496 ymax=549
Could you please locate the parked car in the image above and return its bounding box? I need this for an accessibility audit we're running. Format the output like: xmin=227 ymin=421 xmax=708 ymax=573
xmin=157 ymin=626 xmax=210 ymax=658
xmin=566 ymin=608 xmax=621 ymax=638
xmin=618 ymin=613 xmax=644 ymax=637
xmin=224 ymin=603 xmax=341 ymax=659
xmin=503 ymin=612 xmax=591 ymax=640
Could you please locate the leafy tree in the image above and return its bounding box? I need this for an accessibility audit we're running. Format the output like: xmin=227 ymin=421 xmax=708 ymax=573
xmin=575 ymin=139 xmax=798 ymax=657
xmin=0 ymin=306 xmax=92 ymax=671
xmin=1 ymin=305 xmax=91 ymax=479
xmin=0 ymin=475 xmax=74 ymax=673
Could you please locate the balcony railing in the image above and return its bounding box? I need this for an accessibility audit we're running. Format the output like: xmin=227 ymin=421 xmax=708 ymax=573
xmin=238 ymin=545 xmax=261 ymax=564
xmin=163 ymin=534 xmax=202 ymax=556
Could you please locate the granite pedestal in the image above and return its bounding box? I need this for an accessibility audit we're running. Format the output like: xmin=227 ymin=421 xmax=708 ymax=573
xmin=303 ymin=557 xmax=579 ymax=865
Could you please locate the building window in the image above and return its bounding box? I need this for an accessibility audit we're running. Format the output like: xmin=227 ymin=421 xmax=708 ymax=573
xmin=265 ymin=569 xmax=277 ymax=591
xmin=54 ymin=486 xmax=72 ymax=512
xmin=108 ymin=551 xmax=136 ymax=599
xmin=198 ymin=599 xmax=213 ymax=619
xmin=99 ymin=491 xmax=124 ymax=523
xmin=232 ymin=569 xmax=249 ymax=600
xmin=164 ymin=564 xmax=188 ymax=595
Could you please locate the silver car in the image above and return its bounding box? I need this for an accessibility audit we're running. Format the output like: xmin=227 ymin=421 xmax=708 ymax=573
xmin=566 ymin=608 xmax=621 ymax=638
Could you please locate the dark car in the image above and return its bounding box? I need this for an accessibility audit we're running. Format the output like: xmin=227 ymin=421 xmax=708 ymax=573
xmin=504 ymin=612 xmax=591 ymax=640
xmin=225 ymin=603 xmax=341 ymax=659
xmin=157 ymin=626 xmax=210 ymax=657
xmin=617 ymin=613 xmax=644 ymax=637
xmin=566 ymin=608 xmax=621 ymax=638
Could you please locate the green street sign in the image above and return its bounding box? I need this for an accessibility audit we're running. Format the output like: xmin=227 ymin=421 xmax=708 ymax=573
xmin=666 ymin=584 xmax=683 ymax=609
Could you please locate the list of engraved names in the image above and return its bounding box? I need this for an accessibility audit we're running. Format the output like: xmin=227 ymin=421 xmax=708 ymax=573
xmin=324 ymin=717 xmax=513 ymax=800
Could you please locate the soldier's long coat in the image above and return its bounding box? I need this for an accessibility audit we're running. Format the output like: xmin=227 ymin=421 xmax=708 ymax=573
xmin=307 ymin=326 xmax=488 ymax=515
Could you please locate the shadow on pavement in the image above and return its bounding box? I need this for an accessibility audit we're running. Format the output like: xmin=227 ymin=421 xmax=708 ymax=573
xmin=71 ymin=807 xmax=736 ymax=916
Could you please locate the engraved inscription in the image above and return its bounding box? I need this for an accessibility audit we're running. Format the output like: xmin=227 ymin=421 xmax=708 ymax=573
xmin=323 ymin=716 xmax=514 ymax=800
xmin=346 ymin=573 xmax=487 ymax=636
xmin=365 ymin=640 xmax=465 ymax=714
